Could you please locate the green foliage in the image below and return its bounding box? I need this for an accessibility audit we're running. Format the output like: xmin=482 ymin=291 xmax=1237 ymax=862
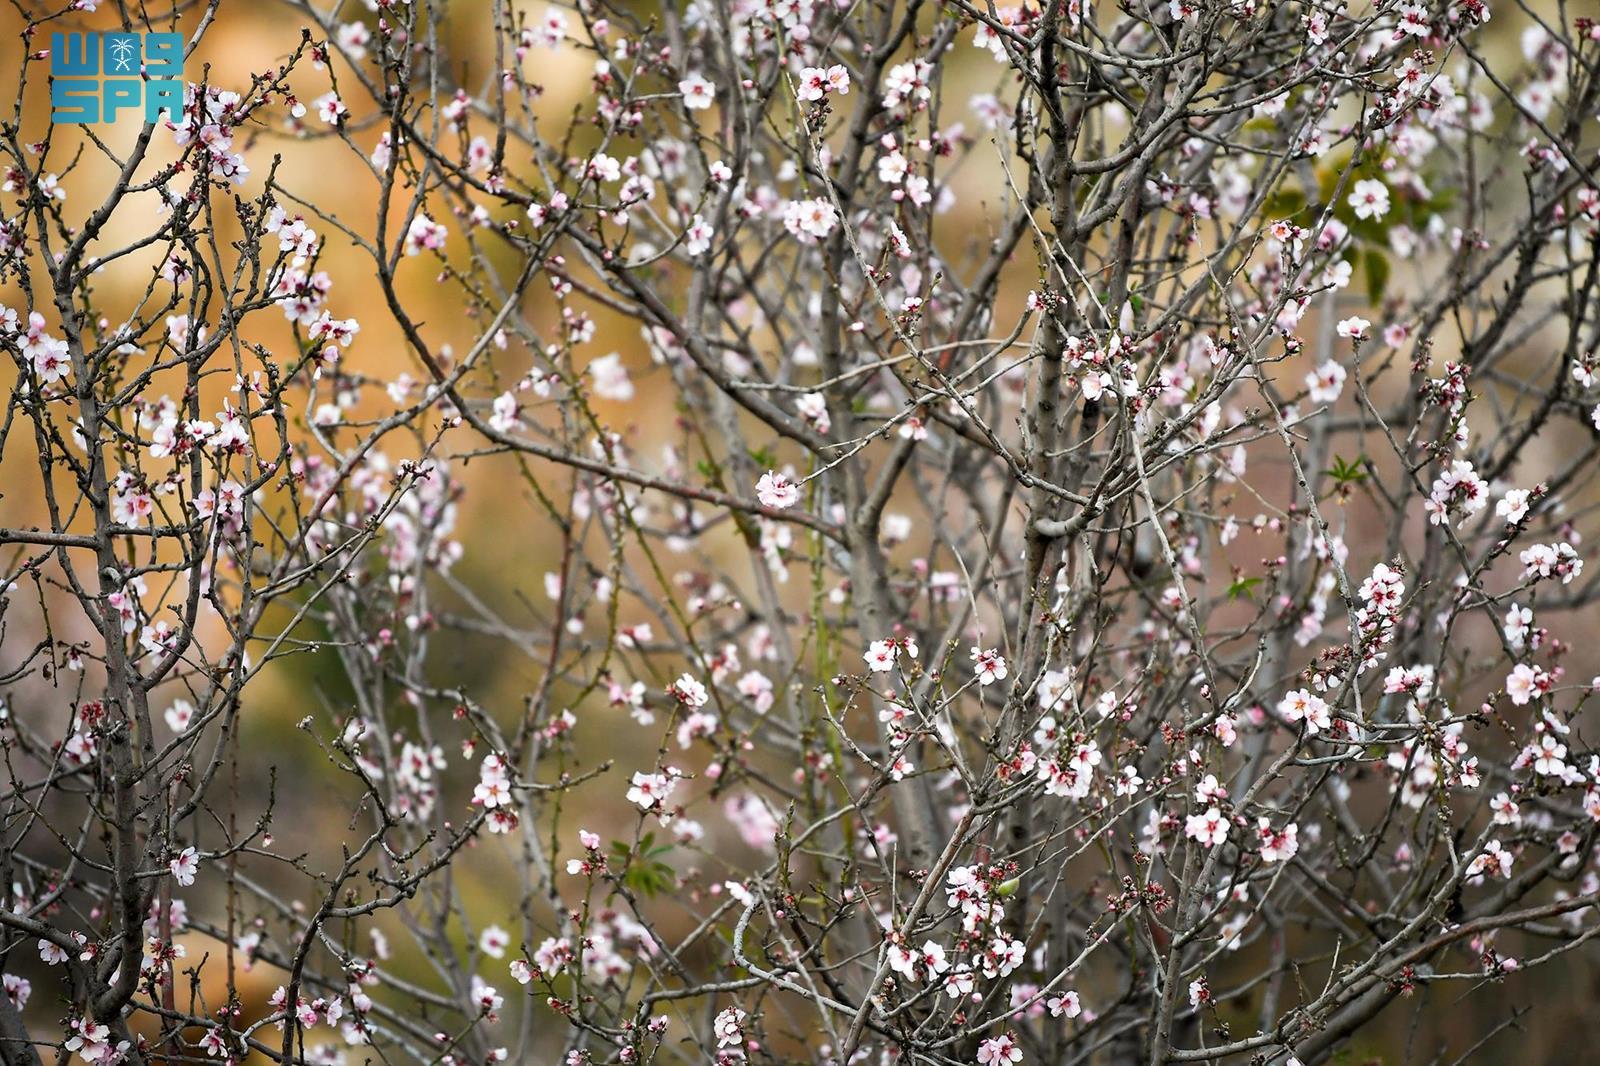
xmin=612 ymin=833 xmax=677 ymax=898
xmin=1226 ymin=575 xmax=1263 ymax=602
xmin=1323 ymin=454 xmax=1369 ymax=486
xmin=1363 ymin=248 xmax=1390 ymax=306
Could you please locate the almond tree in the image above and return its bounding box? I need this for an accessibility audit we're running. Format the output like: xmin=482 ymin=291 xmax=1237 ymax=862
xmin=2 ymin=0 xmax=1599 ymax=1064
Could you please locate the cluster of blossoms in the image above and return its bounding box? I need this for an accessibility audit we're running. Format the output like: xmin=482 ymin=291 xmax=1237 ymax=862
xmin=795 ymin=64 xmax=850 ymax=102
xmin=171 ymin=85 xmax=253 ymax=183
xmin=471 ymin=754 xmax=520 ymax=833
xmin=1425 ymin=460 xmax=1490 ymax=527
xmin=1522 ymin=542 xmax=1584 ymax=585
xmin=0 ymin=308 xmax=70 ymax=383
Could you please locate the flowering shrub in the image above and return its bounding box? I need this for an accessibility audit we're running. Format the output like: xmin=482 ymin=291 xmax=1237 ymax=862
xmin=2 ymin=0 xmax=1599 ymax=1064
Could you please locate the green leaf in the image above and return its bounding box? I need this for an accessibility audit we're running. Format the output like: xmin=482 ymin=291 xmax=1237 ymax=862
xmin=611 ymin=832 xmax=677 ymax=898
xmin=622 ymin=859 xmax=677 ymax=898
xmin=1322 ymin=455 xmax=1368 ymax=486
xmin=1226 ymin=576 xmax=1262 ymax=602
